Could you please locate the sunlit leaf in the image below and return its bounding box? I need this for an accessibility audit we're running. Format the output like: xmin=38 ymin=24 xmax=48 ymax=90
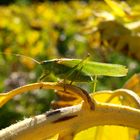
xmin=27 ymin=30 xmax=40 ymax=45
xmin=75 ymin=126 xmax=133 ymax=140
xmin=49 ymin=133 xmax=59 ymax=140
xmin=123 ymin=73 xmax=140 ymax=95
xmin=104 ymin=0 xmax=126 ymax=17
xmin=0 ymin=93 xmax=9 ymax=108
xmin=20 ymin=57 xmax=36 ymax=69
xmin=30 ymin=41 xmax=44 ymax=57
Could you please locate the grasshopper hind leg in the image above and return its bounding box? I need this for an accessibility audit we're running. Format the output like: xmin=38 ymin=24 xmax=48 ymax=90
xmin=60 ymin=55 xmax=90 ymax=91
xmin=63 ymin=55 xmax=90 ymax=85
xmin=61 ymin=65 xmax=84 ymax=92
xmin=69 ymin=65 xmax=84 ymax=85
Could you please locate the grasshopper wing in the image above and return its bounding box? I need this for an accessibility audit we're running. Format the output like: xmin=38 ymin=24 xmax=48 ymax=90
xmin=58 ymin=59 xmax=128 ymax=77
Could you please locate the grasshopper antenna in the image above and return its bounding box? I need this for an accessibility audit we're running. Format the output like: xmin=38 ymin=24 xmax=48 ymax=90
xmin=0 ymin=52 xmax=40 ymax=64
xmin=16 ymin=54 xmax=40 ymax=64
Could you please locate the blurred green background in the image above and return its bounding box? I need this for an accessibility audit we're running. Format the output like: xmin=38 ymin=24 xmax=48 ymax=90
xmin=0 ymin=0 xmax=140 ymax=129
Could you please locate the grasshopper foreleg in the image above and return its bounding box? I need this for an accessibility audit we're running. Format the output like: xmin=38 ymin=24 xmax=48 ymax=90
xmin=39 ymin=73 xmax=47 ymax=82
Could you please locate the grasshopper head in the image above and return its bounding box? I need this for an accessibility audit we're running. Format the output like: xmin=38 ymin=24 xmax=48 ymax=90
xmin=40 ymin=59 xmax=57 ymax=75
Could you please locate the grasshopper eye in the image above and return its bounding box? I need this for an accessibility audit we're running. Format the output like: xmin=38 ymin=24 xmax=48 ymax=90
xmin=45 ymin=70 xmax=51 ymax=75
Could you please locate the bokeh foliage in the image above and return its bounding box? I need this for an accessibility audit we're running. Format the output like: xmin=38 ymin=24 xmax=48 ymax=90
xmin=0 ymin=0 xmax=140 ymax=129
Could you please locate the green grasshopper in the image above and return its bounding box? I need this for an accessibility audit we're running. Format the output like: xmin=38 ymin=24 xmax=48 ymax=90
xmin=1 ymin=53 xmax=128 ymax=91
xmin=40 ymin=57 xmax=128 ymax=91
